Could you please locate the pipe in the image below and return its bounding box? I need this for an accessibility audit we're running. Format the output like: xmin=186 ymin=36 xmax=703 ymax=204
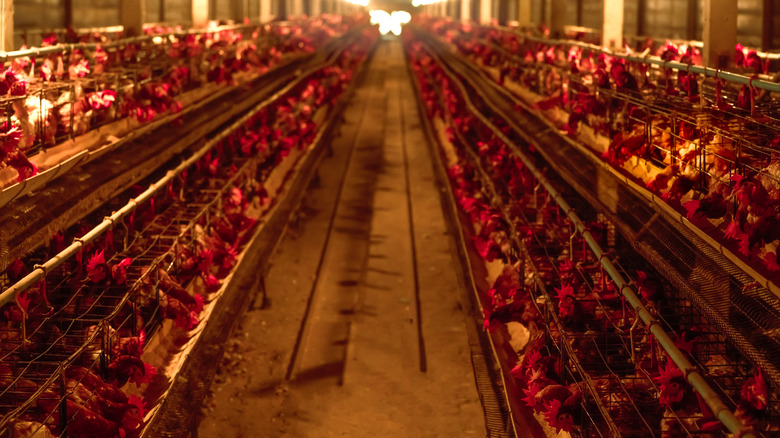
xmin=426 ymin=40 xmax=756 ymax=438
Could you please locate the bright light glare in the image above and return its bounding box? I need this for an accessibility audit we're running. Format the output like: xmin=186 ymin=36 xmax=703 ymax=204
xmin=369 ymin=10 xmax=410 ymax=35
xmin=346 ymin=0 xmax=368 ymax=6
xmin=412 ymin=0 xmax=443 ymax=7
xmin=392 ymin=10 xmax=411 ymax=24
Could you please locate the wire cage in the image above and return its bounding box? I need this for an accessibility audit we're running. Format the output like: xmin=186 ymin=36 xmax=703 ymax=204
xmin=0 ymin=42 xmax=363 ymax=434
xmin=407 ymin=32 xmax=780 ymax=436
xmin=0 ymin=19 xmax=349 ymax=197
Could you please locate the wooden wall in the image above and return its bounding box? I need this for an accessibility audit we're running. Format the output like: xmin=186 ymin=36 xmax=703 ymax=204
xmin=525 ymin=0 xmax=777 ymax=49
xmin=9 ymin=0 xmax=780 ymax=50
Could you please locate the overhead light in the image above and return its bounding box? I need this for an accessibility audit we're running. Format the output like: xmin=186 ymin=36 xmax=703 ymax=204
xmin=392 ymin=10 xmax=411 ymax=24
xmin=369 ymin=9 xmax=410 ymax=35
xmin=345 ymin=0 xmax=368 ymax=6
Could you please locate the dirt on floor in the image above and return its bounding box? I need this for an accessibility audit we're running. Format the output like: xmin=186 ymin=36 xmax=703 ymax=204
xmin=197 ymin=38 xmax=486 ymax=438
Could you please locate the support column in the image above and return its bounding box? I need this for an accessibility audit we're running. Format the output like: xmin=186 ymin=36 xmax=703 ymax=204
xmin=479 ymin=0 xmax=491 ymax=23
xmin=260 ymin=0 xmax=273 ymax=21
xmin=763 ymin=0 xmax=773 ymax=50
xmin=602 ymin=0 xmax=623 ymax=50
xmin=121 ymin=0 xmax=145 ymax=36
xmin=449 ymin=0 xmax=459 ymax=19
xmin=517 ymin=0 xmax=531 ymax=27
xmin=335 ymin=0 xmax=343 ymax=15
xmin=461 ymin=0 xmax=471 ymax=21
xmin=291 ymin=0 xmax=303 ymax=17
xmin=549 ymin=0 xmax=565 ymax=37
xmin=231 ymin=0 xmax=245 ymax=21
xmin=0 ymin=0 xmax=12 ymax=51
xmin=64 ymin=0 xmax=73 ymax=28
xmin=702 ymin=0 xmax=737 ymax=68
xmin=310 ymin=0 xmax=321 ymax=16
xmin=193 ymin=0 xmax=210 ymax=27
xmin=497 ymin=0 xmax=508 ymax=25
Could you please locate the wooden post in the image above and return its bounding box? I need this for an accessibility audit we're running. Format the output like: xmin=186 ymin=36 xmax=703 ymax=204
xmin=576 ymin=0 xmax=582 ymax=26
xmin=480 ymin=0 xmax=491 ymax=23
xmin=461 ymin=0 xmax=471 ymax=21
xmin=762 ymin=0 xmax=773 ymax=50
xmin=291 ymin=0 xmax=303 ymax=17
xmin=602 ymin=0 xmax=624 ymax=50
xmin=549 ymin=0 xmax=565 ymax=37
xmin=310 ymin=0 xmax=321 ymax=17
xmin=497 ymin=0 xmax=508 ymax=25
xmin=702 ymin=0 xmax=737 ymax=68
xmin=121 ymin=0 xmax=145 ymax=36
xmin=260 ymin=0 xmax=273 ymax=21
xmin=193 ymin=0 xmax=210 ymax=27
xmin=517 ymin=0 xmax=531 ymax=26
xmin=636 ymin=0 xmax=645 ymax=35
xmin=64 ymin=0 xmax=73 ymax=28
xmin=231 ymin=0 xmax=245 ymax=20
xmin=0 ymin=0 xmax=12 ymax=51
xmin=686 ymin=0 xmax=698 ymax=40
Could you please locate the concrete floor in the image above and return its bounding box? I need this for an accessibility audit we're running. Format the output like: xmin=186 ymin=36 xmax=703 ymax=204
xmin=198 ymin=38 xmax=486 ymax=438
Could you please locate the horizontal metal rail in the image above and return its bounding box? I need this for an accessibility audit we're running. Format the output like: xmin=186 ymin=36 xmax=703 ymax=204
xmin=419 ymin=33 xmax=756 ymax=438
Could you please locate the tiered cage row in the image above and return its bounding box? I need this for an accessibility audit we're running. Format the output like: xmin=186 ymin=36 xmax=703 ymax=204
xmin=0 ymin=26 xmax=375 ymax=438
xmin=0 ymin=16 xmax=354 ymax=199
xmin=430 ymin=18 xmax=780 ymax=284
xmin=417 ymin=15 xmax=780 ymax=426
xmin=405 ymin=26 xmax=777 ymax=437
xmin=420 ymin=18 xmax=780 ymax=292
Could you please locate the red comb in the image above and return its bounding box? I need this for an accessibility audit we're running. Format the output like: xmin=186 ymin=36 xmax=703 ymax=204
xmin=555 ymin=283 xmax=575 ymax=300
xmin=86 ymin=250 xmax=107 ymax=283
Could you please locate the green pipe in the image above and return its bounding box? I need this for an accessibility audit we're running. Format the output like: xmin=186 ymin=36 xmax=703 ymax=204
xmin=427 ymin=40 xmax=756 ymax=438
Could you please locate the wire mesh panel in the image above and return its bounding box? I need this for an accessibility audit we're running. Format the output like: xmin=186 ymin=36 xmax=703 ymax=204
xmin=406 ymin=24 xmax=780 ymax=437
xmin=0 ymin=19 xmax=351 ymax=197
xmin=0 ymin=27 xmax=374 ymax=437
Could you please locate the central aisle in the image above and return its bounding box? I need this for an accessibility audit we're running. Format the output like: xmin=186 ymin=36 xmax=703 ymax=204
xmin=199 ymin=38 xmax=486 ymax=437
